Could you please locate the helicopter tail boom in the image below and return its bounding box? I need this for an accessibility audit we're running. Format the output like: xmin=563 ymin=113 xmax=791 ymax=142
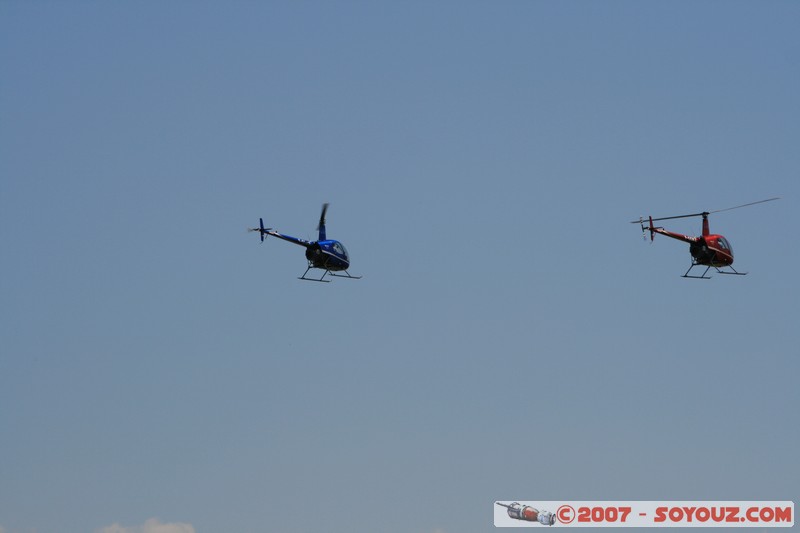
xmin=636 ymin=215 xmax=699 ymax=244
xmin=249 ymin=218 xmax=312 ymax=248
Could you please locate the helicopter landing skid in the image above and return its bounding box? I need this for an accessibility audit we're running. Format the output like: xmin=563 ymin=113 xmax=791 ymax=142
xmin=716 ymin=266 xmax=747 ymax=276
xmin=328 ymin=270 xmax=362 ymax=280
xmin=299 ymin=267 xmax=331 ymax=283
xmin=682 ymin=264 xmax=712 ymax=279
xmin=298 ymin=267 xmax=362 ymax=282
xmin=682 ymin=263 xmax=748 ymax=279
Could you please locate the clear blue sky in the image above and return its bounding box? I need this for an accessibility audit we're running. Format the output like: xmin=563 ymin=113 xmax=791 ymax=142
xmin=1 ymin=2 xmax=798 ymax=532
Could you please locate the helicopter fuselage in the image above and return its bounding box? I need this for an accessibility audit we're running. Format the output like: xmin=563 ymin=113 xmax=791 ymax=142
xmin=689 ymin=235 xmax=733 ymax=267
xmin=305 ymin=239 xmax=350 ymax=271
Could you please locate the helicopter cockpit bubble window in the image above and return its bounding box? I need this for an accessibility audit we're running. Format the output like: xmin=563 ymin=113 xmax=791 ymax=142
xmin=718 ymin=237 xmax=732 ymax=253
xmin=332 ymin=242 xmax=349 ymax=260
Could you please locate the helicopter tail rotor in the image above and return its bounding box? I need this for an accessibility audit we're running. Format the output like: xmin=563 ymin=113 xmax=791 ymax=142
xmin=248 ymin=218 xmax=271 ymax=242
xmin=638 ymin=216 xmax=655 ymax=242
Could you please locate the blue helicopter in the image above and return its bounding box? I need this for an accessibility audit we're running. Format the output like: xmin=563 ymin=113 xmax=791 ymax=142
xmin=249 ymin=203 xmax=361 ymax=282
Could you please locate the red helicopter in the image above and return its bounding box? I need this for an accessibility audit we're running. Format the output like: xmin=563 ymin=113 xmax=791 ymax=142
xmin=632 ymin=197 xmax=779 ymax=279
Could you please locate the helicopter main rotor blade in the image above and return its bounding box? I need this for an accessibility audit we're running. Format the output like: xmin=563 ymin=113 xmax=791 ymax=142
xmin=629 ymin=212 xmax=707 ymax=224
xmin=317 ymin=203 xmax=329 ymax=231
xmin=630 ymin=197 xmax=780 ymax=224
xmin=316 ymin=202 xmax=329 ymax=241
xmin=709 ymin=197 xmax=780 ymax=214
